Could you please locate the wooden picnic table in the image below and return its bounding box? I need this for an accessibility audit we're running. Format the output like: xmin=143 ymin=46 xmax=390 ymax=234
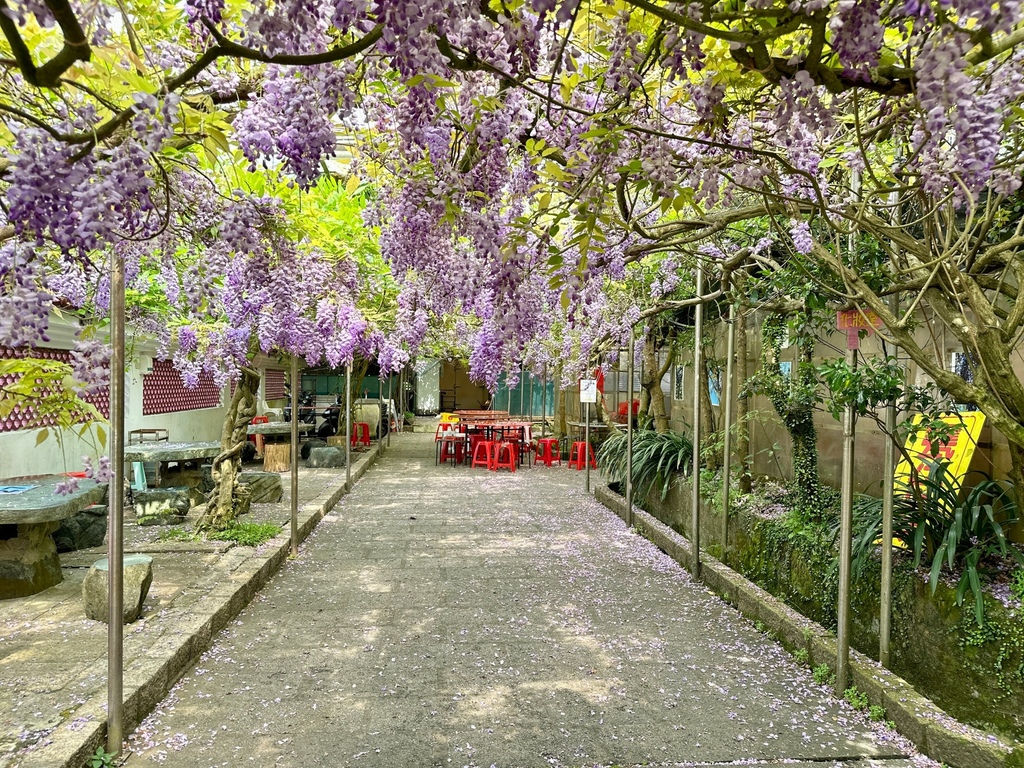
xmin=0 ymin=475 xmax=108 ymax=599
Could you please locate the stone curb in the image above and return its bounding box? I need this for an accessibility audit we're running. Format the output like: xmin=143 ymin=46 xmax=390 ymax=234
xmin=19 ymin=441 xmax=385 ymax=768
xmin=594 ymin=484 xmax=1024 ymax=768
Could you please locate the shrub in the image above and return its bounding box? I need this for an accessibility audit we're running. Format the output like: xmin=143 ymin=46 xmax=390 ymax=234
xmin=851 ymin=459 xmax=1024 ymax=625
xmin=598 ymin=428 xmax=693 ymax=501
xmin=812 ymin=664 xmax=834 ymax=686
xmin=844 ymin=686 xmax=868 ymax=710
xmin=207 ymin=522 xmax=282 ymax=547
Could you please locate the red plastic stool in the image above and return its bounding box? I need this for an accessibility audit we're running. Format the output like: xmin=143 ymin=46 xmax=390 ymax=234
xmin=352 ymin=422 xmax=371 ymax=447
xmin=249 ymin=415 xmax=269 ymax=456
xmin=535 ymin=437 xmax=561 ymax=467
xmin=568 ymin=441 xmax=596 ymax=470
xmin=439 ymin=434 xmax=465 ymax=465
xmin=471 ymin=439 xmax=495 ymax=469
xmin=491 ymin=441 xmax=518 ymax=472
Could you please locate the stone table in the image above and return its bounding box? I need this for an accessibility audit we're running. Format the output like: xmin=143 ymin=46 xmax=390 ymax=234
xmin=245 ymin=422 xmax=314 ymax=438
xmin=0 ymin=475 xmax=108 ymax=599
xmin=124 ymin=440 xmax=222 ymax=488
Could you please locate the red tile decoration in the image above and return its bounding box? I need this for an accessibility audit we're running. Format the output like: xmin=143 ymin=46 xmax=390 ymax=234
xmin=143 ymin=359 xmax=222 ymax=415
xmin=0 ymin=346 xmax=110 ymax=432
xmin=264 ymin=369 xmax=286 ymax=400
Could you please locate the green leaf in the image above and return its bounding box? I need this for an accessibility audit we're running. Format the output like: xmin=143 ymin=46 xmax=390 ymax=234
xmin=35 ymin=428 xmax=49 ymax=446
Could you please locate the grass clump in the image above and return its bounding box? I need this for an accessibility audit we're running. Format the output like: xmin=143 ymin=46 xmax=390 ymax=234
xmin=792 ymin=648 xmax=809 ymax=665
xmin=157 ymin=527 xmax=196 ymax=542
xmin=844 ymin=686 xmax=869 ymax=710
xmin=207 ymin=522 xmax=282 ymax=547
xmin=812 ymin=664 xmax=835 ymax=686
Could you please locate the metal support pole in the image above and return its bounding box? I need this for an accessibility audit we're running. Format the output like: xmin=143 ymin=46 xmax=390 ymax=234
xmin=721 ymin=303 xmax=736 ymax=559
xmin=880 ymin=396 xmax=896 ymax=667
xmin=880 ymin=279 xmax=900 ymax=667
xmin=529 ymin=372 xmax=534 ymax=423
xmin=387 ymin=375 xmax=393 ymax=447
xmin=836 ymin=347 xmax=857 ymax=695
xmin=626 ymin=330 xmax=635 ymax=528
xmin=345 ymin=364 xmax=352 ymax=488
xmin=519 ymin=367 xmax=525 ymax=417
xmin=690 ymin=262 xmax=703 ymax=579
xmin=541 ymin=365 xmax=548 ymax=437
xmin=377 ymin=376 xmax=383 ymax=444
xmin=107 ymin=248 xmax=126 ymax=756
xmin=584 ymin=400 xmax=591 ymax=494
xmin=290 ymin=356 xmax=299 ymax=557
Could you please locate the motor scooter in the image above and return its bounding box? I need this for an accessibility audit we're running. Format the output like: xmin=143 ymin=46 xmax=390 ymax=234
xmin=316 ymin=396 xmax=342 ymax=439
xmin=284 ymin=390 xmax=317 ymax=425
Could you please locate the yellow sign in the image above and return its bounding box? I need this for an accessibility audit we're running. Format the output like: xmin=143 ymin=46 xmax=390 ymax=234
xmin=894 ymin=411 xmax=986 ymax=487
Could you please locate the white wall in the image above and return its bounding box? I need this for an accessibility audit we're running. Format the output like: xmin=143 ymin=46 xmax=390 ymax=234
xmin=0 ymin=316 xmax=228 ymax=478
xmin=416 ymin=358 xmax=440 ymax=414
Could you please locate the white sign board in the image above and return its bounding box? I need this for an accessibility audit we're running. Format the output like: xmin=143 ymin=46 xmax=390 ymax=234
xmin=579 ymin=379 xmax=598 ymax=404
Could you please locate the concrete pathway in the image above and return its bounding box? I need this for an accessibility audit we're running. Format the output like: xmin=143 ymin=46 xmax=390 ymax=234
xmin=125 ymin=433 xmax=928 ymax=767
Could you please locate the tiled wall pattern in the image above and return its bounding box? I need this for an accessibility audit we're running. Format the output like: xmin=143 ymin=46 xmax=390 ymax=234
xmin=142 ymin=358 xmax=221 ymax=415
xmin=264 ymin=369 xmax=286 ymax=400
xmin=0 ymin=346 xmax=110 ymax=432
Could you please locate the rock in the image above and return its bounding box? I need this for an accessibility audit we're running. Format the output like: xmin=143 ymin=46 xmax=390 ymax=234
xmin=135 ymin=488 xmax=190 ymax=526
xmin=239 ymin=471 xmax=283 ymax=503
xmin=82 ymin=554 xmax=153 ymax=623
xmin=306 ymin=446 xmax=347 ymax=468
xmin=300 ymin=438 xmax=327 ymax=461
xmin=53 ymin=504 xmax=108 ymax=552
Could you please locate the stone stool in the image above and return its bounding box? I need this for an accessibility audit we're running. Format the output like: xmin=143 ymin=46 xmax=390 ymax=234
xmin=82 ymin=554 xmax=153 ymax=624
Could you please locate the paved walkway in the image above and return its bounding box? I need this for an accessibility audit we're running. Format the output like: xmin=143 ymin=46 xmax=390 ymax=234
xmin=0 ymin=447 xmax=380 ymax=768
xmin=124 ymin=433 xmax=927 ymax=768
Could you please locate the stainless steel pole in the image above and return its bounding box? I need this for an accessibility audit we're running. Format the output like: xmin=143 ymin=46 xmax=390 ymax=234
xmin=836 ymin=347 xmax=857 ymax=694
xmin=378 ymin=376 xmax=383 ymax=444
xmin=690 ymin=262 xmax=703 ymax=579
xmin=519 ymin=367 xmax=525 ymax=417
xmin=528 ymin=371 xmax=534 ymax=422
xmin=584 ymin=400 xmax=591 ymax=494
xmin=880 ymin=394 xmax=896 ymax=667
xmin=290 ymin=356 xmax=299 ymax=558
xmin=107 ymin=247 xmax=125 ymax=756
xmin=345 ymin=364 xmax=352 ymax=488
xmin=721 ymin=303 xmax=736 ymax=559
xmin=541 ymin=365 xmax=548 ymax=437
xmin=626 ymin=330 xmax=635 ymax=528
xmin=387 ymin=374 xmax=393 ymax=447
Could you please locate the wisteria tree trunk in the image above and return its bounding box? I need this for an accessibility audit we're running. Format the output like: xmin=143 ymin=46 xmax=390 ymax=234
xmin=699 ymin=352 xmax=718 ymax=471
xmin=200 ymin=366 xmax=260 ymax=532
xmin=640 ymin=335 xmax=672 ymax=433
